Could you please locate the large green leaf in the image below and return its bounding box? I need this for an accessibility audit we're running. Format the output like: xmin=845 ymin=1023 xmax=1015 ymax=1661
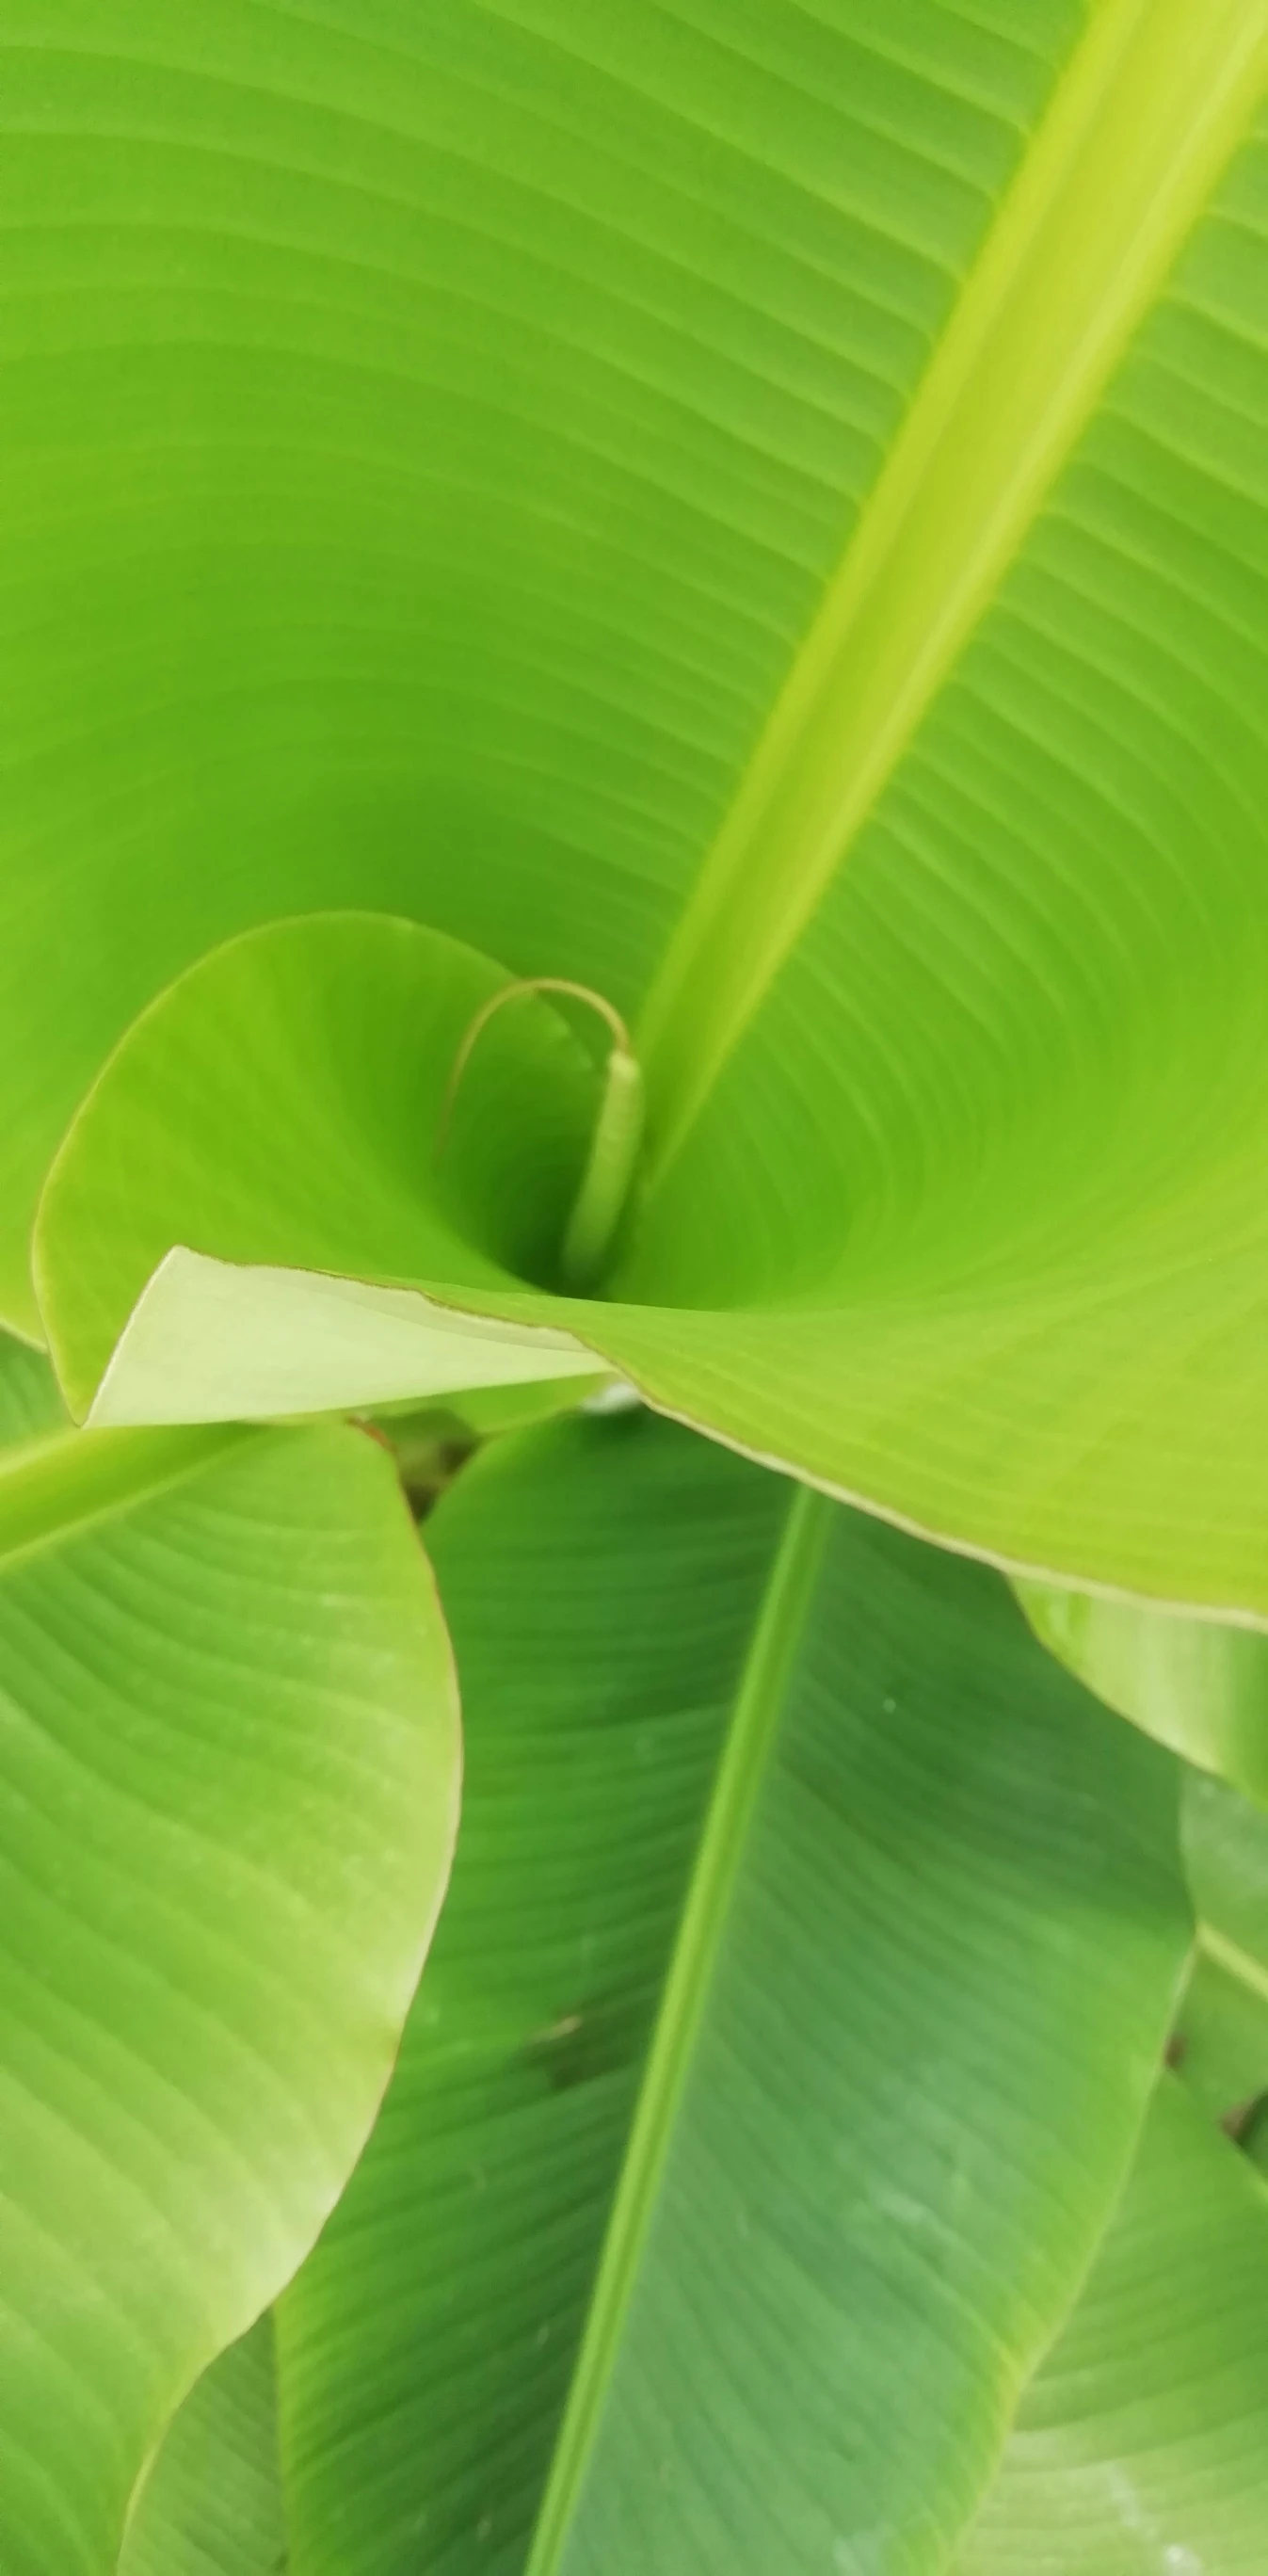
xmin=960 ymin=2076 xmax=1268 ymax=2575
xmin=9 ymin=5 xmax=1268 ymax=1604
xmin=0 ymin=1336 xmax=458 ymax=2574
xmin=120 ymin=2320 xmax=288 ymax=2576
xmin=274 ymin=1409 xmax=1188 ymax=2574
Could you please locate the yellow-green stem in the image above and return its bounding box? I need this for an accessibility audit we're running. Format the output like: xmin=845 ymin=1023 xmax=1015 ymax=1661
xmin=560 ymin=1047 xmax=645 ymax=1294
xmin=438 ymin=976 xmax=645 ymax=1293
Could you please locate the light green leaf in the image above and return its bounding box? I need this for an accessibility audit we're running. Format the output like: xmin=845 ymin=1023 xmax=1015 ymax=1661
xmin=959 ymin=2076 xmax=1268 ymax=2576
xmin=0 ymin=1335 xmax=458 ymax=2574
xmin=9 ymin=7 xmax=1268 ymax=1602
xmin=34 ymin=914 xmax=604 ymax=1425
xmin=120 ymin=2319 xmax=287 ymax=2576
xmin=1018 ymin=1579 xmax=1268 ymax=1803
xmin=276 ymin=1410 xmax=1188 ymax=2575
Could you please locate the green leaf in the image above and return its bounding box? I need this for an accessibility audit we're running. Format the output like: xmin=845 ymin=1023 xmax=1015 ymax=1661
xmin=1174 ymin=1770 xmax=1268 ymax=2133
xmin=959 ymin=2076 xmax=1268 ymax=2575
xmin=8 ymin=6 xmax=1268 ymax=1602
xmin=1011 ymin=1590 xmax=1268 ymax=2124
xmin=34 ymin=913 xmax=605 ymax=1425
xmin=0 ymin=1336 xmax=67 ymax=1445
xmin=0 ymin=1334 xmax=458 ymax=2574
xmin=276 ymin=1410 xmax=1189 ymax=2574
xmin=1018 ymin=1579 xmax=1268 ymax=1803
xmin=120 ymin=2320 xmax=288 ymax=2576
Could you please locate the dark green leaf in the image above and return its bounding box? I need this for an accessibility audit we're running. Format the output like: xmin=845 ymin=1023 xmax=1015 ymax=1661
xmin=277 ymin=1411 xmax=1188 ymax=2573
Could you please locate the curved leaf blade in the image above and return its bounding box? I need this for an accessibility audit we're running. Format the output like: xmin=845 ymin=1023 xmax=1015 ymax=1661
xmin=120 ymin=2320 xmax=287 ymax=2576
xmin=637 ymin=0 xmax=1268 ymax=1153
xmin=0 ymin=1337 xmax=459 ymax=2574
xmin=34 ymin=913 xmax=600 ymax=1424
xmin=8 ymin=8 xmax=1268 ymax=1600
xmin=276 ymin=1411 xmax=1189 ymax=2574
xmin=0 ymin=1 xmax=1074 ymax=1342
xmin=1018 ymin=1579 xmax=1268 ymax=1803
xmin=960 ymin=2078 xmax=1268 ymax=2574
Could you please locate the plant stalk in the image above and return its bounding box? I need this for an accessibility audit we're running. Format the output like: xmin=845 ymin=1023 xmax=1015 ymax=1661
xmin=559 ymin=1044 xmax=645 ymax=1294
xmin=439 ymin=975 xmax=644 ymax=1295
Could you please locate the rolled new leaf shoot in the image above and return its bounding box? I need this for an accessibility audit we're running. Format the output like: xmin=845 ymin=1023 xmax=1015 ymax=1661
xmin=440 ymin=979 xmax=645 ymax=1294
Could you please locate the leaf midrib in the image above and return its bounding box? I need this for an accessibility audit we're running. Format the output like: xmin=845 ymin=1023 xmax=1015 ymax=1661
xmin=0 ymin=1420 xmax=256 ymax=1576
xmin=1200 ymin=1919 xmax=1268 ymax=2009
xmin=522 ymin=1478 xmax=833 ymax=2576
xmin=637 ymin=0 xmax=1268 ymax=1181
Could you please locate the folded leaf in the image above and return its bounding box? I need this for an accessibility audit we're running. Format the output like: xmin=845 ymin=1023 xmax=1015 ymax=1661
xmin=35 ymin=913 xmax=606 ymax=1424
xmin=0 ymin=1336 xmax=458 ymax=2574
xmin=275 ymin=1410 xmax=1188 ymax=2575
xmin=1018 ymin=1580 xmax=1268 ymax=1803
xmin=960 ymin=2077 xmax=1268 ymax=2574
xmin=8 ymin=8 xmax=1268 ymax=1602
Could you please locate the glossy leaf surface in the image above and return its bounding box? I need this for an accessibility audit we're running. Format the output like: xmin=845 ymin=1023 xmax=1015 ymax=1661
xmin=0 ymin=1338 xmax=458 ymax=2574
xmin=276 ymin=1410 xmax=1188 ymax=2574
xmin=8 ymin=7 xmax=1268 ymax=1603
xmin=960 ymin=2078 xmax=1268 ymax=2574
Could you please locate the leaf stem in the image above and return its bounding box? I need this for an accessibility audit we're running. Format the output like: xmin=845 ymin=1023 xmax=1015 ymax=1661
xmin=438 ymin=977 xmax=644 ymax=1292
xmin=558 ymin=1043 xmax=645 ymax=1294
xmin=636 ymin=0 xmax=1268 ymax=1182
xmin=524 ymin=1477 xmax=833 ymax=2575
